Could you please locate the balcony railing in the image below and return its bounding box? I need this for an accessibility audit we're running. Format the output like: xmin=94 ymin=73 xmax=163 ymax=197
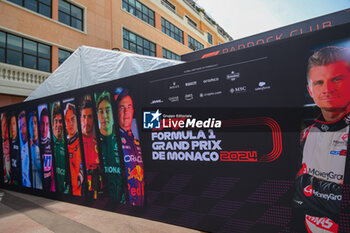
xmin=0 ymin=63 xmax=50 ymax=97
xmin=182 ymin=0 xmax=200 ymax=15
xmin=161 ymin=0 xmax=183 ymax=19
xmin=187 ymin=19 xmax=204 ymax=35
xmin=203 ymin=14 xmax=215 ymax=26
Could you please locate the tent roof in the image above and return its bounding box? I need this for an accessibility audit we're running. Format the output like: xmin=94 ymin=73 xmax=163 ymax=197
xmin=26 ymin=46 xmax=183 ymax=101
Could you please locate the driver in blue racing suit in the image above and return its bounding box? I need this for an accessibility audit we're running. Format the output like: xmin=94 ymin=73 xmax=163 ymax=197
xmin=116 ymin=89 xmax=144 ymax=206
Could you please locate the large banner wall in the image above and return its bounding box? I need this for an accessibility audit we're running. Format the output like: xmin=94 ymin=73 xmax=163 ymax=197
xmin=1 ymin=24 xmax=350 ymax=232
xmin=181 ymin=9 xmax=350 ymax=62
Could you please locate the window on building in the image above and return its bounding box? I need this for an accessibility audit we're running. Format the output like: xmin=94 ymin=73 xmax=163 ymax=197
xmin=58 ymin=0 xmax=83 ymax=31
xmin=161 ymin=0 xmax=175 ymax=11
xmin=186 ymin=16 xmax=197 ymax=28
xmin=217 ymin=26 xmax=225 ymax=37
xmin=122 ymin=0 xmax=155 ymax=27
xmin=7 ymin=0 xmax=52 ymax=18
xmin=162 ymin=48 xmax=180 ymax=61
xmin=161 ymin=17 xmax=183 ymax=44
xmin=0 ymin=31 xmax=51 ymax=72
xmin=123 ymin=28 xmax=156 ymax=57
xmin=188 ymin=35 xmax=204 ymax=51
xmin=58 ymin=49 xmax=72 ymax=66
xmin=207 ymin=32 xmax=213 ymax=45
xmin=0 ymin=32 xmax=5 ymax=63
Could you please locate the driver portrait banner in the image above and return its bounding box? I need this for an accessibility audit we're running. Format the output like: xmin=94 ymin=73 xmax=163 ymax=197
xmin=0 ymin=23 xmax=349 ymax=233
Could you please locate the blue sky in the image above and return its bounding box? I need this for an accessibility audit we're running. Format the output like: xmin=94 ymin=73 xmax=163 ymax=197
xmin=196 ymin=0 xmax=350 ymax=40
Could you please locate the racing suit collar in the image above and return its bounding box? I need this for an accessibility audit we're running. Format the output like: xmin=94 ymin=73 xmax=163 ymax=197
xmin=314 ymin=110 xmax=350 ymax=132
xmin=53 ymin=135 xmax=63 ymax=144
xmin=33 ymin=139 xmax=39 ymax=146
xmin=68 ymin=132 xmax=79 ymax=144
xmin=41 ymin=136 xmax=49 ymax=143
xmin=119 ymin=127 xmax=133 ymax=137
xmin=12 ymin=136 xmax=18 ymax=143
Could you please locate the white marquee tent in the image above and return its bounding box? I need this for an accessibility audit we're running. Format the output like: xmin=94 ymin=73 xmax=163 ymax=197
xmin=26 ymin=46 xmax=183 ymax=101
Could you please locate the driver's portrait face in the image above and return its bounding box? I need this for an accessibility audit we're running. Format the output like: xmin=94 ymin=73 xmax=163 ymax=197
xmin=40 ymin=115 xmax=50 ymax=139
xmin=10 ymin=116 xmax=17 ymax=139
xmin=19 ymin=116 xmax=27 ymax=143
xmin=1 ymin=114 xmax=8 ymax=139
xmin=65 ymin=109 xmax=78 ymax=138
xmin=53 ymin=114 xmax=63 ymax=140
xmin=97 ymin=99 xmax=113 ymax=135
xmin=81 ymin=108 xmax=94 ymax=136
xmin=31 ymin=115 xmax=39 ymax=141
xmin=118 ymin=96 xmax=134 ymax=131
xmin=308 ymin=61 xmax=350 ymax=112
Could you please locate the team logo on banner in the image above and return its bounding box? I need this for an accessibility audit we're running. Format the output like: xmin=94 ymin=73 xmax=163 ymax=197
xmin=143 ymin=110 xmax=161 ymax=129
xmin=304 ymin=185 xmax=313 ymax=197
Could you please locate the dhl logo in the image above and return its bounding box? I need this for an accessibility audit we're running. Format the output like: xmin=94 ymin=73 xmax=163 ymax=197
xmin=128 ymin=165 xmax=143 ymax=182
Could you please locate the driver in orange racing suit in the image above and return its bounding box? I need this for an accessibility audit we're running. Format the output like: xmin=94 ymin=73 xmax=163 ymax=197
xmin=64 ymin=102 xmax=84 ymax=196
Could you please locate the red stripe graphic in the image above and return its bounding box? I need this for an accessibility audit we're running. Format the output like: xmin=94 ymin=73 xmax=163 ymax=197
xmin=222 ymin=117 xmax=282 ymax=163
xmin=201 ymin=50 xmax=220 ymax=59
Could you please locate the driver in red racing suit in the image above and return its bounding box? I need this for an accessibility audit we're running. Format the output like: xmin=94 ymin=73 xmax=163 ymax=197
xmin=293 ymin=46 xmax=350 ymax=233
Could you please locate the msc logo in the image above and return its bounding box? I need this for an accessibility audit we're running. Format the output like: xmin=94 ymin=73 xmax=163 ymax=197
xmin=143 ymin=110 xmax=161 ymax=129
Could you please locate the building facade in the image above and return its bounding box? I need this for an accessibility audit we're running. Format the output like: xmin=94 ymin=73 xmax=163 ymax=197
xmin=0 ymin=0 xmax=232 ymax=107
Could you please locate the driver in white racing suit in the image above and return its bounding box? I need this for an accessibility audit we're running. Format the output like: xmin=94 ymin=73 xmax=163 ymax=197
xmin=294 ymin=46 xmax=350 ymax=233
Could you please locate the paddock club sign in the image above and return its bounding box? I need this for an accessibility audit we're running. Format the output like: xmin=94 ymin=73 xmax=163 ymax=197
xmin=181 ymin=8 xmax=350 ymax=61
